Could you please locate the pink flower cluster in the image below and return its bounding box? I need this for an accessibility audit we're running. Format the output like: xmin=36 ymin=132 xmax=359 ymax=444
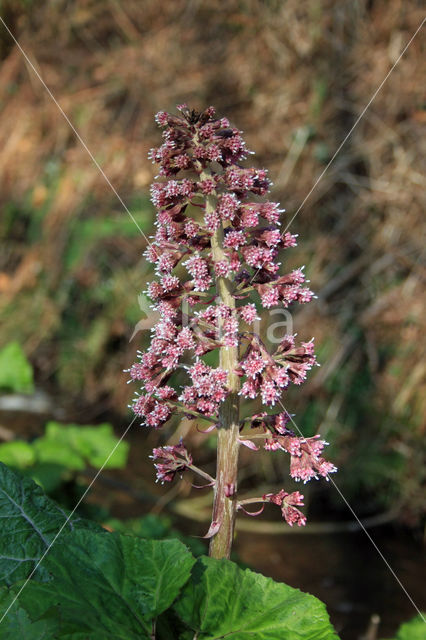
xmin=247 ymin=412 xmax=336 ymax=483
xmin=151 ymin=441 xmax=192 ymax=484
xmin=194 ymin=303 xmax=240 ymax=348
xmin=145 ymin=104 xmax=314 ymax=300
xmin=127 ymin=105 xmax=336 ymax=529
xmin=263 ymin=490 xmax=306 ymax=527
xmin=238 ymin=333 xmax=317 ymax=406
xmin=179 ymin=361 xmax=228 ymax=416
xmin=255 ymin=268 xmax=314 ymax=309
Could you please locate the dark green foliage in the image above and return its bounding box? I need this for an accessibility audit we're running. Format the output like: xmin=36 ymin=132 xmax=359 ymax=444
xmin=0 ymin=463 xmax=102 ymax=587
xmin=0 ymin=464 xmax=339 ymax=639
xmin=106 ymin=513 xmax=207 ymax=557
xmin=17 ymin=532 xmax=195 ymax=640
xmin=174 ymin=556 xmax=339 ymax=640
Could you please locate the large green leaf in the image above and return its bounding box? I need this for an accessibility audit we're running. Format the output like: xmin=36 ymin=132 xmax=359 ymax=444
xmin=174 ymin=556 xmax=339 ymax=640
xmin=0 ymin=463 xmax=101 ymax=587
xmin=0 ymin=463 xmax=340 ymax=640
xmin=386 ymin=614 xmax=426 ymax=640
xmin=17 ymin=531 xmax=195 ymax=640
xmin=0 ymin=342 xmax=34 ymax=394
xmin=0 ymin=587 xmax=58 ymax=640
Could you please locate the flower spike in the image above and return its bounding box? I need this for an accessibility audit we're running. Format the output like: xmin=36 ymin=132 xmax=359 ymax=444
xmin=129 ymin=106 xmax=336 ymax=557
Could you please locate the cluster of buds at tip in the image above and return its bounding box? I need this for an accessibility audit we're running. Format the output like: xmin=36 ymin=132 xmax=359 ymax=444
xmin=128 ymin=105 xmax=336 ymax=536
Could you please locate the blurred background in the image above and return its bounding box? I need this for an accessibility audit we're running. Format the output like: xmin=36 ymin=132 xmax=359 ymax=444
xmin=0 ymin=1 xmax=424 ymax=638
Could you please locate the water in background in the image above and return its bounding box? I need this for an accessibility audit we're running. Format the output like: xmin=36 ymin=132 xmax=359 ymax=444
xmin=236 ymin=527 xmax=425 ymax=639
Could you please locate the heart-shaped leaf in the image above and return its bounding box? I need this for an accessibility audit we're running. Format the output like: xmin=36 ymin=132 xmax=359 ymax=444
xmin=174 ymin=556 xmax=339 ymax=640
xmin=0 ymin=463 xmax=101 ymax=587
xmin=17 ymin=531 xmax=195 ymax=639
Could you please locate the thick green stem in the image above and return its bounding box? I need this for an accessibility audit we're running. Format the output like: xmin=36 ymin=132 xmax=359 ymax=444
xmin=202 ymin=171 xmax=240 ymax=559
